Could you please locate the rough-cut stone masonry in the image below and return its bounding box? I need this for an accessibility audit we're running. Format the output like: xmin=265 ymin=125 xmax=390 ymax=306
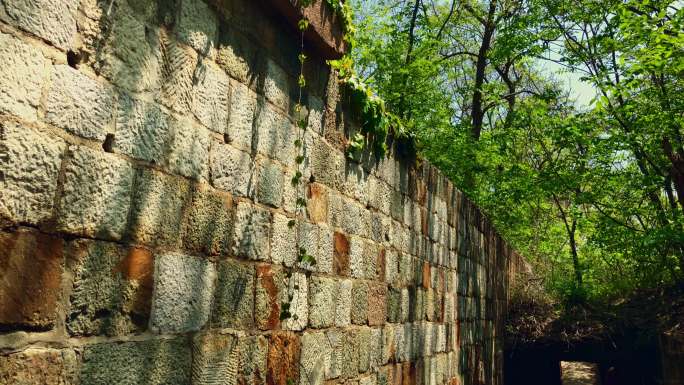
xmin=0 ymin=1 xmax=522 ymax=384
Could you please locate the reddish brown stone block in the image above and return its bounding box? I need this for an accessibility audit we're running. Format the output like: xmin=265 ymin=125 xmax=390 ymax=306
xmin=307 ymin=183 xmax=328 ymax=223
xmin=422 ymin=262 xmax=431 ymax=290
xmin=392 ymin=364 xmax=402 ymax=385
xmin=367 ymin=283 xmax=387 ymax=326
xmin=267 ymin=331 xmax=300 ymax=385
xmin=256 ymin=264 xmax=281 ymax=330
xmin=0 ymin=229 xmax=63 ymax=329
xmin=377 ymin=248 xmax=386 ymax=282
xmin=401 ymin=361 xmax=416 ymax=385
xmin=333 ymin=231 xmax=350 ymax=276
xmin=420 ymin=208 xmax=428 ymax=236
xmin=404 ymin=362 xmax=417 ymax=385
xmin=114 ymin=247 xmax=154 ymax=315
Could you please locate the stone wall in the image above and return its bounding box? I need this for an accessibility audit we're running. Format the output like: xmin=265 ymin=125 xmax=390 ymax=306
xmin=0 ymin=1 xmax=518 ymax=384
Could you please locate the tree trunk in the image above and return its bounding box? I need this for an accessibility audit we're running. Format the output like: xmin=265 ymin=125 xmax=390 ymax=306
xmin=470 ymin=0 xmax=497 ymax=140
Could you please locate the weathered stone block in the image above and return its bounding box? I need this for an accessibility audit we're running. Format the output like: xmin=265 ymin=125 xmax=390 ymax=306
xmin=209 ymin=141 xmax=254 ymax=197
xmin=127 ymin=169 xmax=190 ymax=248
xmin=381 ymin=326 xmax=395 ymax=365
xmin=310 ymin=138 xmax=344 ymax=189
xmin=212 ymin=258 xmax=255 ymax=329
xmin=254 ymin=101 xmax=295 ymax=164
xmin=300 ymin=331 xmax=332 ymax=385
xmin=81 ymin=3 xmax=161 ymax=92
xmin=150 ymin=252 xmax=215 ymax=333
xmin=338 ymin=329 xmax=359 ymax=377
xmin=67 ymin=241 xmax=153 ymax=336
xmin=226 ymin=81 xmax=257 ymax=151
xmin=360 ymin=374 xmax=377 ymax=385
xmin=271 ymin=213 xmax=297 ymax=267
xmin=45 ymin=65 xmax=114 ymax=140
xmin=350 ymin=237 xmax=377 ymax=280
xmin=368 ymin=283 xmax=388 ymax=326
xmin=232 ymin=201 xmax=271 ymax=260
xmin=358 ymin=327 xmax=372 ymax=372
xmin=333 ymin=231 xmax=350 ymax=276
xmin=335 ymin=279 xmax=352 ymax=327
xmin=264 ymin=59 xmax=290 ymax=110
xmin=351 ymin=280 xmax=368 ymax=325
xmin=268 ymin=332 xmax=300 ymax=385
xmin=237 ymin=335 xmax=268 ymax=385
xmin=387 ymin=287 xmax=402 ymax=323
xmin=159 ymin=37 xmax=196 ymax=113
xmin=0 ymin=229 xmax=63 ymax=329
xmin=191 ymin=331 xmax=238 ymax=385
xmin=177 ymin=0 xmax=217 ymax=56
xmin=0 ymin=32 xmax=48 ymax=122
xmin=80 ymin=338 xmax=191 ymax=384
xmin=307 ymin=183 xmax=328 ymax=223
xmin=0 ymin=348 xmax=77 ymax=385
xmin=216 ymin=26 xmax=256 ymax=84
xmin=317 ymin=225 xmax=334 ymax=274
xmin=113 ymin=94 xmax=170 ymax=162
xmin=165 ymin=116 xmax=211 ymax=180
xmin=56 ymin=146 xmax=134 ymax=240
xmin=0 ymin=0 xmax=77 ymax=49
xmin=256 ymin=264 xmax=284 ymax=330
xmin=192 ymin=61 xmax=229 ymax=133
xmin=181 ymin=184 xmax=233 ymax=256
xmin=257 ymin=160 xmax=284 ymax=207
xmin=0 ymin=121 xmax=66 ymax=225
xmin=281 ymin=271 xmax=308 ymax=331
xmin=385 ymin=249 xmax=399 ymax=284
xmin=308 ymin=276 xmax=337 ymax=328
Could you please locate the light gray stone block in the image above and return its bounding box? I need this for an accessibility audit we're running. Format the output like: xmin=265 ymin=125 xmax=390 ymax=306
xmin=80 ymin=338 xmax=191 ymax=385
xmin=192 ymin=62 xmax=229 ymax=133
xmin=308 ymin=276 xmax=337 ymax=328
xmin=264 ymin=59 xmax=290 ymax=110
xmin=150 ymin=252 xmax=215 ymax=333
xmin=113 ymin=94 xmax=171 ymax=163
xmin=231 ymin=202 xmax=271 ymax=261
xmin=85 ymin=4 xmax=161 ymax=93
xmin=0 ymin=32 xmax=48 ymax=122
xmin=209 ymin=141 xmax=254 ymax=197
xmin=56 ymin=146 xmax=134 ymax=240
xmin=191 ymin=331 xmax=239 ymax=385
xmin=127 ymin=169 xmax=190 ymax=248
xmin=45 ymin=65 xmax=115 ymax=140
xmin=254 ymin=101 xmax=295 ymax=164
xmin=300 ymin=331 xmax=331 ymax=385
xmin=281 ymin=271 xmax=308 ymax=331
xmin=165 ymin=116 xmax=210 ymax=180
xmin=226 ymin=80 xmax=256 ymax=151
xmin=159 ymin=37 xmax=196 ymax=113
xmin=271 ymin=213 xmax=297 ymax=267
xmin=177 ymin=0 xmax=217 ymax=56
xmin=0 ymin=121 xmax=66 ymax=224
xmin=351 ymin=280 xmax=368 ymax=325
xmin=257 ymin=160 xmax=283 ymax=208
xmin=335 ymin=279 xmax=352 ymax=327
xmin=212 ymin=258 xmax=254 ymax=329
xmin=0 ymin=0 xmax=78 ymax=49
xmin=237 ymin=335 xmax=268 ymax=385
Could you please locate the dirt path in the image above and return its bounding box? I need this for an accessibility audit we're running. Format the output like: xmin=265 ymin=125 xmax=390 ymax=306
xmin=561 ymin=361 xmax=600 ymax=385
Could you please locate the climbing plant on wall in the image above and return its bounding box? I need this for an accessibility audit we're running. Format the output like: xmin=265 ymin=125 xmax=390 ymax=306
xmin=280 ymin=5 xmax=316 ymax=322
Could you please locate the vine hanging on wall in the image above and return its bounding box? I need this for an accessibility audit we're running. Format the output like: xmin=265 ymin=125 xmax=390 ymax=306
xmin=280 ymin=6 xmax=317 ymax=322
